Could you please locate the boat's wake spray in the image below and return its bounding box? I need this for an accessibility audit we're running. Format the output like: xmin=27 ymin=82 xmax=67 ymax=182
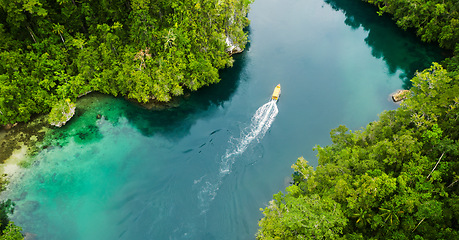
xmin=220 ymin=100 xmax=279 ymax=172
xmin=197 ymin=99 xmax=279 ymax=213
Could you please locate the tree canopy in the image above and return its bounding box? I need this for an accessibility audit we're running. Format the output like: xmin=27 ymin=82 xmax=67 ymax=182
xmin=0 ymin=200 xmax=22 ymax=240
xmin=258 ymin=62 xmax=459 ymax=239
xmin=0 ymin=0 xmax=252 ymax=125
xmin=258 ymin=0 xmax=459 ymax=238
xmin=363 ymin=0 xmax=459 ymax=50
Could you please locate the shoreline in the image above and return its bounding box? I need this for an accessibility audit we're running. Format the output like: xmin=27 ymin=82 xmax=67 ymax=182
xmin=0 ymin=44 xmax=248 ymax=170
xmin=0 ymin=116 xmax=50 ymax=164
xmin=0 ymin=115 xmax=50 ymax=185
xmin=0 ymin=90 xmax=177 ymax=182
xmin=0 ymin=90 xmax=180 ymax=160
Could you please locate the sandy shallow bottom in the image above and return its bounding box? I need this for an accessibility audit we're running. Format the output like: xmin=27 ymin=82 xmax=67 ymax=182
xmin=1 ymin=144 xmax=27 ymax=177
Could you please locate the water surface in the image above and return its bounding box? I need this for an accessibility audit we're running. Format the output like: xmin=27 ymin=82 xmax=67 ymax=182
xmin=4 ymin=0 xmax=445 ymax=239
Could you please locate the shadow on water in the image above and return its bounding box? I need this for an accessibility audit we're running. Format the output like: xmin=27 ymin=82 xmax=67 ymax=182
xmin=124 ymin=52 xmax=247 ymax=138
xmin=324 ymin=0 xmax=449 ymax=88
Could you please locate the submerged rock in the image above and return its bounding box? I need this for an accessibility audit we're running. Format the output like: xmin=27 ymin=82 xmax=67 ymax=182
xmin=392 ymin=90 xmax=410 ymax=102
xmin=24 ymin=232 xmax=37 ymax=240
xmin=20 ymin=200 xmax=40 ymax=213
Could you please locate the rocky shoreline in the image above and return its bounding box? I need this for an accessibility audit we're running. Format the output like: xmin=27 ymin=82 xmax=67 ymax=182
xmin=391 ymin=89 xmax=410 ymax=102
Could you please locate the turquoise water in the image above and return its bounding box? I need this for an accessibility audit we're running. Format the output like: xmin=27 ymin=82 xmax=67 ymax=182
xmin=4 ymin=0 xmax=445 ymax=239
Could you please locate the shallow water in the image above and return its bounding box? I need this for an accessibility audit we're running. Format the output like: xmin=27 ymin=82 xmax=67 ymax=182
xmin=4 ymin=0 xmax=445 ymax=239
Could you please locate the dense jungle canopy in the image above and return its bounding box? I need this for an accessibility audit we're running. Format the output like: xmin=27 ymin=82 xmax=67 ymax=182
xmin=0 ymin=0 xmax=251 ymax=125
xmin=364 ymin=0 xmax=459 ymax=50
xmin=257 ymin=0 xmax=459 ymax=239
xmin=257 ymin=63 xmax=459 ymax=239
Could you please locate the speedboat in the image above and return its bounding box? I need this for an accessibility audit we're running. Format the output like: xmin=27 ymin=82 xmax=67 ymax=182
xmin=272 ymin=84 xmax=281 ymax=101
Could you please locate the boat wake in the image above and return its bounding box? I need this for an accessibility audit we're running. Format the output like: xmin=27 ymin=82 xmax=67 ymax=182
xmin=197 ymin=100 xmax=279 ymax=212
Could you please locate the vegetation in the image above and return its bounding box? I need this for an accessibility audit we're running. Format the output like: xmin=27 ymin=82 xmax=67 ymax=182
xmin=0 ymin=0 xmax=252 ymax=238
xmin=0 ymin=200 xmax=22 ymax=240
xmin=0 ymin=222 xmax=23 ymax=240
xmin=257 ymin=0 xmax=459 ymax=239
xmin=362 ymin=0 xmax=459 ymax=78
xmin=364 ymin=0 xmax=459 ymax=50
xmin=0 ymin=0 xmax=252 ymax=126
xmin=48 ymin=98 xmax=76 ymax=127
xmin=0 ymin=200 xmax=14 ymax=234
xmin=258 ymin=62 xmax=459 ymax=239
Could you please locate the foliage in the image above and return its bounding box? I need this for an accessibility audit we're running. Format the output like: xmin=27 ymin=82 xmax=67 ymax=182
xmin=0 ymin=0 xmax=252 ymax=125
xmin=257 ymin=185 xmax=347 ymax=240
xmin=0 ymin=222 xmax=23 ymax=240
xmin=0 ymin=200 xmax=14 ymax=234
xmin=258 ymin=0 xmax=459 ymax=238
xmin=257 ymin=63 xmax=459 ymax=239
xmin=363 ymin=0 xmax=459 ymax=50
xmin=48 ymin=98 xmax=76 ymax=127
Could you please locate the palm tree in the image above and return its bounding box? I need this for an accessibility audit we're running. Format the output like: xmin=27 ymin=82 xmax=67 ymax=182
xmin=52 ymin=23 xmax=66 ymax=46
xmin=379 ymin=206 xmax=404 ymax=225
xmin=352 ymin=208 xmax=372 ymax=227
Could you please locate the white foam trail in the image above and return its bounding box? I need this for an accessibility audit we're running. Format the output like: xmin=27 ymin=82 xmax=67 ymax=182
xmin=220 ymin=100 xmax=278 ymax=174
xmin=197 ymin=100 xmax=279 ymax=212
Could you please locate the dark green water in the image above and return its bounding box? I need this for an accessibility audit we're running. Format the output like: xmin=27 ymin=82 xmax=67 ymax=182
xmin=4 ymin=0 xmax=445 ymax=239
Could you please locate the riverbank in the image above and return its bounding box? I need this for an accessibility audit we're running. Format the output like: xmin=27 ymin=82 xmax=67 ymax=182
xmin=0 ymin=116 xmax=49 ymax=168
xmin=0 ymin=0 xmax=252 ymax=128
xmin=0 ymin=93 xmax=118 ymax=182
xmin=0 ymin=90 xmax=189 ymax=181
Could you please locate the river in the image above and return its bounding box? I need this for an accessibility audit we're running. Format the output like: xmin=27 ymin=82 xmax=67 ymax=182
xmin=3 ymin=0 xmax=445 ymax=239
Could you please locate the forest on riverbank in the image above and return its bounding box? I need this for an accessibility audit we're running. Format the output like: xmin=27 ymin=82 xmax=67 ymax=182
xmin=0 ymin=0 xmax=251 ymax=126
xmin=257 ymin=0 xmax=459 ymax=239
xmin=0 ymin=0 xmax=252 ymax=239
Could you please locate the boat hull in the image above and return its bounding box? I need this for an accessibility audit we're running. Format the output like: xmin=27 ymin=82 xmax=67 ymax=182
xmin=272 ymin=84 xmax=281 ymax=101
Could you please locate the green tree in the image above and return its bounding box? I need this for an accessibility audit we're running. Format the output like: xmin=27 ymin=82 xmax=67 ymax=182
xmin=257 ymin=187 xmax=347 ymax=240
xmin=48 ymin=98 xmax=76 ymax=127
xmin=52 ymin=23 xmax=66 ymax=46
xmin=258 ymin=63 xmax=459 ymax=239
xmin=0 ymin=200 xmax=14 ymax=234
xmin=0 ymin=0 xmax=252 ymax=125
xmin=0 ymin=222 xmax=23 ymax=240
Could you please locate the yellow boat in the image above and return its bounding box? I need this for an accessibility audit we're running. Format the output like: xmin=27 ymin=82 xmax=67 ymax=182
xmin=272 ymin=84 xmax=281 ymax=101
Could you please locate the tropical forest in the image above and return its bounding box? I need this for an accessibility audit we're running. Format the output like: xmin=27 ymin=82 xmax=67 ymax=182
xmin=0 ymin=0 xmax=250 ymax=126
xmin=257 ymin=0 xmax=459 ymax=239
xmin=0 ymin=0 xmax=458 ymax=239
